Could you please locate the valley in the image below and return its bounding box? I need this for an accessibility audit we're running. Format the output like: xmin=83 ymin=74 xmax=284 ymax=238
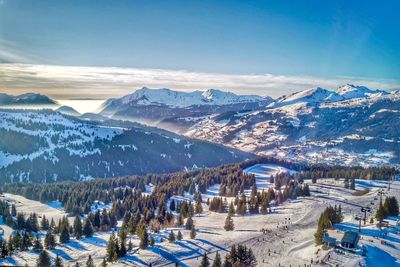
xmin=0 ymin=161 xmax=398 ymax=266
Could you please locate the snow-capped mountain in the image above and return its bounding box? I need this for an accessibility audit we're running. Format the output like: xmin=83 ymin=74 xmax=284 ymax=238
xmin=0 ymin=93 xmax=56 ymax=106
xmin=336 ymin=84 xmax=388 ymax=99
xmin=99 ymin=87 xmax=272 ymax=133
xmin=0 ymin=109 xmax=249 ymax=184
xmin=272 ymin=87 xmax=344 ymax=107
xmin=186 ymin=86 xmax=399 ymax=167
xmin=102 ymin=87 xmax=268 ymax=109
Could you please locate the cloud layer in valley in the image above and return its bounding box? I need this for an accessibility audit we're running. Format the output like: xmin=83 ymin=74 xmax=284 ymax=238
xmin=0 ymin=63 xmax=399 ymax=99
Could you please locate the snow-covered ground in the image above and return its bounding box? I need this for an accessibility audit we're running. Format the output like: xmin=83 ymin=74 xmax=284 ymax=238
xmin=0 ymin=166 xmax=399 ymax=266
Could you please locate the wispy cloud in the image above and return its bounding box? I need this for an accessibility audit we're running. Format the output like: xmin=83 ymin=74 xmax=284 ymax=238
xmin=0 ymin=63 xmax=399 ymax=99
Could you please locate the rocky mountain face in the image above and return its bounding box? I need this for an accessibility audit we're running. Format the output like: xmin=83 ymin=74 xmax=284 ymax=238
xmin=0 ymin=109 xmax=249 ymax=184
xmin=185 ymin=85 xmax=399 ymax=166
xmin=99 ymin=87 xmax=273 ymax=133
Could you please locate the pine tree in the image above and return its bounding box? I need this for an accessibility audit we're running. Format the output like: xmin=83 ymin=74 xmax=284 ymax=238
xmin=185 ymin=216 xmax=194 ymax=230
xmin=212 ymin=251 xmax=222 ymax=267
xmin=33 ymin=235 xmax=43 ymax=251
xmin=41 ymin=215 xmax=49 ymax=230
xmin=119 ymin=238 xmax=127 ymax=258
xmin=55 ymin=254 xmax=64 ymax=267
xmin=59 ymin=224 xmax=70 ymax=244
xmin=73 ymin=216 xmax=83 ymax=239
xmin=83 ymin=218 xmax=94 ymax=238
xmin=168 ymin=230 xmax=175 ymax=243
xmin=106 ymin=232 xmax=119 ymax=262
xmin=200 ymin=253 xmax=210 ymax=267
xmin=101 ymin=258 xmax=108 ymax=267
xmin=44 ymin=230 xmax=56 ymax=249
xmin=177 ymin=230 xmax=183 ymax=241
xmin=137 ymin=219 xmax=148 ymax=249
xmin=128 ymin=240 xmax=133 ymax=251
xmin=224 ymin=214 xmax=234 ymax=231
xmin=190 ymin=224 xmax=196 ymax=239
xmin=11 ymin=204 xmax=17 ymax=217
xmin=228 ymin=202 xmax=235 ymax=215
xmin=150 ymin=236 xmax=155 ymax=247
xmin=376 ymin=203 xmax=387 ymax=223
xmin=36 ymin=250 xmax=51 ymax=267
xmin=195 ymin=200 xmax=203 ymax=214
xmin=86 ymin=255 xmax=95 ymax=267
xmin=350 ymin=178 xmax=355 ymax=190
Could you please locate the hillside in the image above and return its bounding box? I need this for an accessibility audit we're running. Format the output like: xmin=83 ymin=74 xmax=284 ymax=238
xmin=186 ymin=85 xmax=399 ymax=166
xmin=0 ymin=109 xmax=249 ymax=184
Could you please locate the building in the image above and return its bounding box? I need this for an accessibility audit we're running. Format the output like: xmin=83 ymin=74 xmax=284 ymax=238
xmin=323 ymin=235 xmax=337 ymax=247
xmin=341 ymin=231 xmax=360 ymax=249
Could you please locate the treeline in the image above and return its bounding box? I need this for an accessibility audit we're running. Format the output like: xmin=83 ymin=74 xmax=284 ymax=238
xmin=375 ymin=196 xmax=399 ymax=222
xmin=297 ymin=165 xmax=397 ymax=181
xmin=209 ymin=181 xmax=310 ymax=215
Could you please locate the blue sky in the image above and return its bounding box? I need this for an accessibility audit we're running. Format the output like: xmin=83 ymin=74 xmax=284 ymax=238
xmin=0 ymin=0 xmax=399 ymax=98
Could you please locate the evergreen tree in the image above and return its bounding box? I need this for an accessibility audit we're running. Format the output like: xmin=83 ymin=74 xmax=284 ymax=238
xmin=44 ymin=230 xmax=56 ymax=249
xmin=376 ymin=203 xmax=387 ymax=223
xmin=200 ymin=253 xmax=210 ymax=267
xmin=119 ymin=238 xmax=127 ymax=258
xmin=212 ymin=251 xmax=222 ymax=267
xmin=86 ymin=255 xmax=95 ymax=267
xmin=106 ymin=232 xmax=119 ymax=262
xmin=73 ymin=216 xmax=83 ymax=239
xmin=36 ymin=250 xmax=51 ymax=267
xmin=185 ymin=216 xmax=194 ymax=230
xmin=228 ymin=202 xmax=235 ymax=215
xmin=149 ymin=236 xmax=155 ymax=247
xmin=59 ymin=224 xmax=70 ymax=244
xmin=168 ymin=230 xmax=175 ymax=243
xmin=33 ymin=235 xmax=43 ymax=251
xmin=177 ymin=230 xmax=183 ymax=241
xmin=41 ymin=215 xmax=49 ymax=230
xmin=55 ymin=254 xmax=64 ymax=267
xmin=137 ymin=219 xmax=149 ymax=249
xmin=350 ymin=178 xmax=356 ymax=190
xmin=224 ymin=214 xmax=234 ymax=231
xmin=101 ymin=258 xmax=107 ymax=267
xmin=190 ymin=224 xmax=196 ymax=239
xmin=11 ymin=204 xmax=17 ymax=217
xmin=83 ymin=218 xmax=94 ymax=238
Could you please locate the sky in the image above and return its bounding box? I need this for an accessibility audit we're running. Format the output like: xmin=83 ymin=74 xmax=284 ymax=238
xmin=0 ymin=0 xmax=399 ymax=99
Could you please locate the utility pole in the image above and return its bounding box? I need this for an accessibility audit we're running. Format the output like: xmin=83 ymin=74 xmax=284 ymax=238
xmin=361 ymin=207 xmax=371 ymax=225
xmin=355 ymin=215 xmax=362 ymax=233
xmin=377 ymin=189 xmax=385 ymax=206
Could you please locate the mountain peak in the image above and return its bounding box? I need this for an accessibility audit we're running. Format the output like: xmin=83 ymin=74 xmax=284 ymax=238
xmin=336 ymin=84 xmax=388 ymax=99
xmin=104 ymin=87 xmax=270 ymax=109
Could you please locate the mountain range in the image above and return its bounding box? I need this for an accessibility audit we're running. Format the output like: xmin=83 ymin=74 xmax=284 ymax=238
xmin=0 ymin=84 xmax=398 ymax=184
xmin=98 ymin=87 xmax=273 ymax=132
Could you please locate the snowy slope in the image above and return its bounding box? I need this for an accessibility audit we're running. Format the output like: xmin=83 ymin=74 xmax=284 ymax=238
xmin=102 ymin=87 xmax=269 ymax=109
xmin=336 ymin=84 xmax=389 ymax=99
xmin=274 ymin=87 xmax=344 ymax=106
xmin=0 ymin=110 xmax=249 ymax=183
xmin=186 ymin=88 xmax=400 ymax=167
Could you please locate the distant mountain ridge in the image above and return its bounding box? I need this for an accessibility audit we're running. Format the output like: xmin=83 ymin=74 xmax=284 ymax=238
xmin=101 ymin=87 xmax=269 ymax=110
xmin=99 ymin=87 xmax=273 ymax=133
xmin=0 ymin=93 xmax=56 ymax=106
xmin=271 ymin=84 xmax=388 ymax=108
